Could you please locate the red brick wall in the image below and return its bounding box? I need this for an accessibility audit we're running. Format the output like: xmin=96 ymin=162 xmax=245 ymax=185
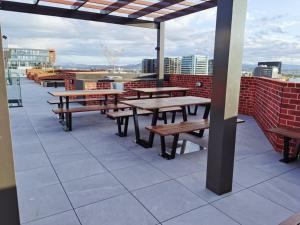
xmin=239 ymin=77 xmax=256 ymax=115
xmin=169 ymin=74 xmax=212 ymax=98
xmin=64 ymin=73 xmax=300 ymax=153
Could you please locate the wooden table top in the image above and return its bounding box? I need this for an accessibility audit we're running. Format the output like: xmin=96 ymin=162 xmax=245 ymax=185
xmin=131 ymin=87 xmax=190 ymax=93
xmin=49 ymin=89 xmax=124 ymax=97
xmin=120 ymin=96 xmax=211 ymax=110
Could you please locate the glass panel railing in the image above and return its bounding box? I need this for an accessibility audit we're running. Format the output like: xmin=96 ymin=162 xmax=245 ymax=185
xmin=5 ymin=69 xmax=22 ymax=108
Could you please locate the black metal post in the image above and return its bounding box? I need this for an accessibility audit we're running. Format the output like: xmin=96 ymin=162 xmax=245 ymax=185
xmin=156 ymin=22 xmax=165 ymax=87
xmin=206 ymin=0 xmax=248 ymax=195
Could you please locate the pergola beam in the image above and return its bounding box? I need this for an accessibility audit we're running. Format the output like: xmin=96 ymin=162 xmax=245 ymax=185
xmin=129 ymin=0 xmax=184 ymax=19
xmin=155 ymin=0 xmax=217 ymax=22
xmin=0 ymin=1 xmax=158 ymax=29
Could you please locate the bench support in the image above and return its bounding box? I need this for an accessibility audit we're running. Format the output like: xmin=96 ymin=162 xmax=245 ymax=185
xmin=160 ymin=134 xmax=180 ymax=160
xmin=116 ymin=117 xmax=129 ymax=137
xmin=280 ymin=137 xmax=300 ymax=163
xmin=187 ymin=105 xmax=199 ymax=115
xmin=171 ymin=111 xmax=176 ymax=123
xmin=186 ymin=104 xmax=211 ymax=138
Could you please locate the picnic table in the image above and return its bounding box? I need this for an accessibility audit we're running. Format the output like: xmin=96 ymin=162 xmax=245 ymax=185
xmin=130 ymin=87 xmax=200 ymax=115
xmin=49 ymin=89 xmax=125 ymax=109
xmin=49 ymin=89 xmax=126 ymax=131
xmin=120 ymin=96 xmax=211 ymax=148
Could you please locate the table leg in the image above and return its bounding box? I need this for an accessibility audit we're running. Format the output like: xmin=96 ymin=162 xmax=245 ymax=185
xmin=114 ymin=94 xmax=118 ymax=112
xmin=197 ymin=104 xmax=211 ymax=137
xmin=181 ymin=106 xmax=188 ymax=122
xmin=203 ymin=104 xmax=211 ymax=119
xmin=149 ymin=93 xmax=153 ymax=98
xmin=66 ymin=96 xmax=69 ymax=109
xmin=59 ymin=96 xmax=64 ymax=121
xmin=137 ymin=92 xmax=141 ymax=99
xmin=132 ymin=107 xmax=149 ymax=148
xmin=101 ymin=95 xmax=108 ymax=114
xmin=148 ymin=109 xmax=159 ymax=148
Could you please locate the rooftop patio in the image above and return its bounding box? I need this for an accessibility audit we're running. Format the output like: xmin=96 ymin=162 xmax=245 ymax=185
xmin=10 ymin=79 xmax=300 ymax=225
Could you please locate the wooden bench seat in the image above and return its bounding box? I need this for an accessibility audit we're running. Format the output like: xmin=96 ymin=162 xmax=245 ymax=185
xmin=146 ymin=119 xmax=245 ymax=159
xmin=267 ymin=127 xmax=300 ymax=163
xmin=106 ymin=107 xmax=182 ymax=137
xmin=52 ymin=104 xmax=130 ymax=131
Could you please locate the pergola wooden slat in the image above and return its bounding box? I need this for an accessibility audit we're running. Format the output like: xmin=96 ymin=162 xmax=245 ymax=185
xmin=0 ymin=0 xmax=215 ymax=23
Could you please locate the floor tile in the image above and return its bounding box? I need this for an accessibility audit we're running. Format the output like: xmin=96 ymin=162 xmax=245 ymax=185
xmin=177 ymin=171 xmax=245 ymax=202
xmin=18 ymin=184 xmax=72 ymax=224
xmin=14 ymin=152 xmax=50 ymax=172
xmin=96 ymin=151 xmax=146 ymax=171
xmin=162 ymin=205 xmax=239 ymax=225
xmin=76 ymin=194 xmax=158 ymax=225
xmin=48 ymin=151 xmax=92 ymax=165
xmin=23 ymin=210 xmax=80 ymax=225
xmin=63 ymin=173 xmax=127 ymax=208
xmin=112 ymin=164 xmax=170 ymax=191
xmin=84 ymin=140 xmax=129 ymax=156
xmin=54 ymin=158 xmax=106 ymax=182
xmin=151 ymin=158 xmax=203 ymax=179
xmin=233 ymin=160 xmax=274 ymax=187
xmin=236 ymin=151 xmax=299 ymax=176
xmin=16 ymin=166 xmax=59 ymax=191
xmin=212 ymin=189 xmax=293 ymax=225
xmin=133 ymin=180 xmax=207 ymax=222
xmin=250 ymin=176 xmax=300 ymax=213
xmin=278 ymin=167 xmax=300 ymax=186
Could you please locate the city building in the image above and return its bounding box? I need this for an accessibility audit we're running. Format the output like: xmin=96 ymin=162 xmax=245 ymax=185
xmin=253 ymin=65 xmax=279 ymax=78
xmin=142 ymin=57 xmax=181 ymax=74
xmin=164 ymin=57 xmax=181 ymax=74
xmin=4 ymin=48 xmax=56 ymax=77
xmin=258 ymin=61 xmax=282 ymax=74
xmin=181 ymin=55 xmax=209 ymax=75
xmin=142 ymin=58 xmax=156 ymax=73
xmin=208 ymin=59 xmax=214 ymax=75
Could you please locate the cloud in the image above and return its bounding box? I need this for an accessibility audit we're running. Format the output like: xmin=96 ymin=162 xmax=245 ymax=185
xmin=0 ymin=0 xmax=300 ymax=65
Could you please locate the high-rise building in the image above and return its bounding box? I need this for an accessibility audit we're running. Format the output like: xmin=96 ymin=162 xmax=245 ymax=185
xmin=4 ymin=48 xmax=56 ymax=77
xmin=258 ymin=61 xmax=282 ymax=74
xmin=208 ymin=59 xmax=214 ymax=75
xmin=253 ymin=65 xmax=279 ymax=78
xmin=142 ymin=58 xmax=156 ymax=73
xmin=164 ymin=57 xmax=181 ymax=74
xmin=181 ymin=55 xmax=208 ymax=75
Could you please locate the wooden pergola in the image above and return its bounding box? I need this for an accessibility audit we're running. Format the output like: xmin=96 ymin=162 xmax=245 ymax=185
xmin=0 ymin=0 xmax=248 ymax=224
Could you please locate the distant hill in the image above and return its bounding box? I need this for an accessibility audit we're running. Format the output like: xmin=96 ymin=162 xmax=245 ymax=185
xmin=56 ymin=62 xmax=300 ymax=75
xmin=56 ymin=63 xmax=142 ymax=70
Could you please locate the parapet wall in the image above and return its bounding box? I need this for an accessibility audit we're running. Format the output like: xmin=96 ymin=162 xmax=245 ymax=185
xmin=64 ymin=74 xmax=300 ymax=152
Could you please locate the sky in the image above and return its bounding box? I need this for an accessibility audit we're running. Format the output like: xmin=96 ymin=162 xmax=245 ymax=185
xmin=0 ymin=0 xmax=300 ymax=66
